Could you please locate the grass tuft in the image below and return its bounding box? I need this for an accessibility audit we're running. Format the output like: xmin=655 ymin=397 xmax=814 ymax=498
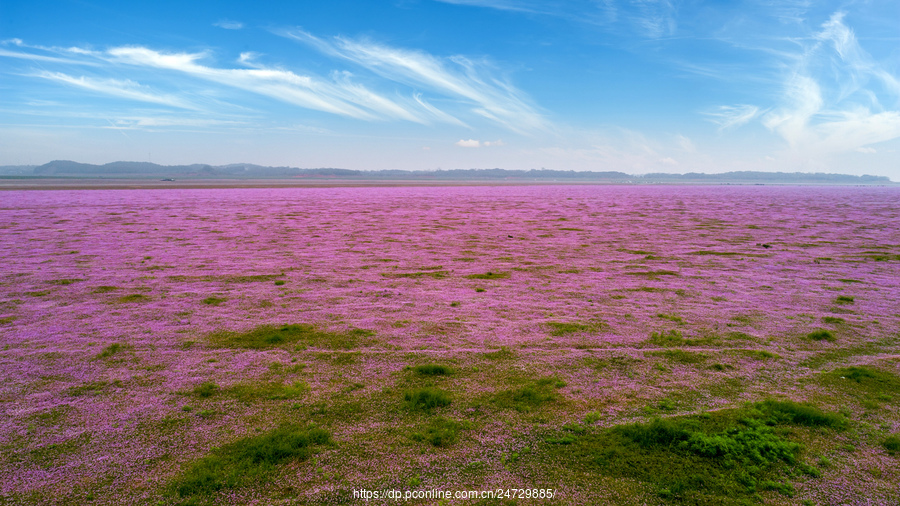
xmin=208 ymin=324 xmax=371 ymax=350
xmin=547 ymin=321 xmax=597 ymax=336
xmin=404 ymin=388 xmax=452 ymax=411
xmin=549 ymin=399 xmax=843 ymax=504
xmin=410 ymin=417 xmax=472 ymax=447
xmin=806 ymin=329 xmax=836 ymax=342
xmin=412 ymin=364 xmax=453 ymax=376
xmin=170 ymin=424 xmax=329 ymax=501
xmin=883 ymin=435 xmax=900 ymax=454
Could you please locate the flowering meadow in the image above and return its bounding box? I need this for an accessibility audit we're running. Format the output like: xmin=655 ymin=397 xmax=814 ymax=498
xmin=1 ymin=184 xmax=899 ymax=505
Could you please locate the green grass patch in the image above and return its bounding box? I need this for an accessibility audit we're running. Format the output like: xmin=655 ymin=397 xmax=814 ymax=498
xmin=883 ymin=435 xmax=900 ymax=454
xmin=656 ymin=313 xmax=683 ymax=323
xmin=116 ymin=294 xmax=150 ymax=303
xmin=95 ymin=343 xmax=127 ymax=360
xmin=48 ymin=278 xmax=84 ymax=285
xmin=806 ymin=329 xmax=836 ymax=342
xmin=410 ymin=417 xmax=473 ymax=447
xmin=831 ymin=366 xmax=900 ymax=392
xmin=404 ymin=388 xmax=452 ymax=411
xmin=822 ymin=316 xmax=845 ymax=324
xmin=482 ymin=346 xmax=515 ymax=360
xmin=382 ymin=271 xmax=449 ymax=279
xmin=192 ymin=382 xmax=219 ymax=398
xmin=169 ymin=424 xmax=329 ymax=502
xmin=547 ymin=321 xmax=597 ymax=336
xmin=411 ymin=364 xmax=453 ymax=376
xmin=730 ymin=349 xmax=779 ymax=361
xmin=626 ymin=270 xmax=680 ymax=279
xmin=91 ymin=285 xmax=120 ymax=293
xmin=548 ymin=400 xmax=843 ymax=504
xmin=0 ymin=316 xmax=17 ymax=324
xmin=834 ymin=296 xmax=855 ymax=305
xmin=493 ymin=378 xmax=562 ymax=412
xmin=65 ymin=380 xmax=118 ymax=397
xmin=208 ymin=324 xmax=372 ymax=350
xmin=226 ymin=381 xmax=310 ymax=402
xmin=168 ymin=274 xmax=281 ymax=283
xmin=201 ymin=297 xmax=227 ymax=306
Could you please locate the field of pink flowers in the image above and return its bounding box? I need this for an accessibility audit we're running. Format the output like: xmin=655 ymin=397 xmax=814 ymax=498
xmin=1 ymin=185 xmax=899 ymax=505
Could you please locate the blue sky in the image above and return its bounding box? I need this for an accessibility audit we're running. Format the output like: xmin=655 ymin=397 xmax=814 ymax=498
xmin=1 ymin=0 xmax=899 ymax=178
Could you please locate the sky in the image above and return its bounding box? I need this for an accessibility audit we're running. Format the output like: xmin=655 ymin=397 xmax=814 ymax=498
xmin=1 ymin=0 xmax=899 ymax=178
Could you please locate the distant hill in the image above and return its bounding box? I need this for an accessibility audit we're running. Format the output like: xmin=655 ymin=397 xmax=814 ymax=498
xmin=11 ymin=160 xmax=893 ymax=184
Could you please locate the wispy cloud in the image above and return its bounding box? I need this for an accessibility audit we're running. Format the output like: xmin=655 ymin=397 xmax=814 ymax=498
xmin=761 ymin=11 xmax=900 ymax=154
xmin=704 ymin=104 xmax=762 ymax=131
xmin=0 ymin=39 xmax=478 ymax=127
xmin=455 ymin=138 xmax=504 ymax=147
xmin=281 ymin=29 xmax=548 ymax=133
xmin=214 ymin=20 xmax=244 ymax=30
xmin=434 ymin=0 xmax=676 ymax=38
xmin=32 ymin=71 xmax=197 ymax=109
xmin=108 ymin=46 xmax=428 ymax=121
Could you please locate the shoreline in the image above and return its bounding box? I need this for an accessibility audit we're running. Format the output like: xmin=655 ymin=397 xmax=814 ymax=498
xmin=1 ymin=177 xmax=896 ymax=190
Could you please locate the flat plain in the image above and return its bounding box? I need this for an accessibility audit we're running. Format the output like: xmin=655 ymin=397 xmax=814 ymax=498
xmin=1 ymin=185 xmax=898 ymax=505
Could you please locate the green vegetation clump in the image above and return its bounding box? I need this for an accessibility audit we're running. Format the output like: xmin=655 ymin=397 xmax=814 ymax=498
xmin=464 ymin=271 xmax=510 ymax=280
xmin=806 ymin=329 xmax=836 ymax=342
xmin=92 ymin=286 xmax=120 ymax=293
xmin=483 ymin=346 xmax=515 ymax=360
xmin=494 ymin=378 xmax=562 ymax=412
xmin=95 ymin=343 xmax=123 ymax=359
xmin=649 ymin=329 xmax=685 ymax=346
xmin=192 ymin=382 xmax=219 ymax=398
xmin=549 ymin=400 xmax=843 ymax=503
xmin=48 ymin=278 xmax=84 ymax=285
xmin=410 ymin=417 xmax=472 ymax=447
xmin=382 ymin=271 xmax=449 ymax=279
xmin=404 ymin=388 xmax=452 ymax=411
xmin=883 ymin=435 xmax=900 ymax=454
xmin=170 ymin=424 xmax=330 ymax=502
xmin=649 ymin=349 xmax=708 ymax=364
xmin=208 ymin=324 xmax=372 ymax=350
xmin=834 ymin=296 xmax=855 ymax=305
xmin=116 ymin=294 xmax=150 ymax=303
xmin=412 ymin=364 xmax=453 ymax=376
xmin=547 ymin=321 xmax=598 ymax=336
xmin=202 ymin=297 xmax=227 ymax=306
xmin=832 ymin=366 xmax=900 ymax=391
xmin=822 ymin=316 xmax=845 ymax=324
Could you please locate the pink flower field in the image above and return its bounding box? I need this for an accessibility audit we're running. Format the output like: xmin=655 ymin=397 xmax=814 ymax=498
xmin=1 ymin=184 xmax=899 ymax=505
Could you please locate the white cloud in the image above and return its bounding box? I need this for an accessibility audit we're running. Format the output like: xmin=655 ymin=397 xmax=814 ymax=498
xmin=759 ymin=12 xmax=900 ymax=156
xmin=281 ymin=29 xmax=548 ymax=133
xmin=658 ymin=157 xmax=678 ymax=165
xmin=675 ymin=134 xmax=695 ymax=152
xmin=108 ymin=46 xmax=426 ymax=121
xmin=704 ymin=104 xmax=761 ymax=131
xmin=855 ymin=146 xmax=876 ymax=154
xmin=32 ymin=71 xmax=196 ymax=109
xmin=455 ymin=138 xmax=505 ymax=147
xmin=214 ymin=20 xmax=244 ymax=30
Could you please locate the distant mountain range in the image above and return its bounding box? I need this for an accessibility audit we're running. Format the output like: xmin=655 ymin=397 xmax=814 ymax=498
xmin=0 ymin=160 xmax=892 ymax=184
